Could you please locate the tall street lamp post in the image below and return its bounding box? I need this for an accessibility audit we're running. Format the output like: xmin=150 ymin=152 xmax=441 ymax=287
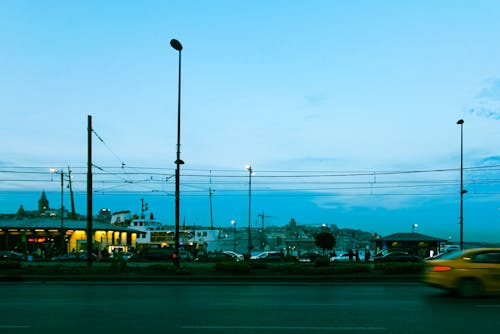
xmin=246 ymin=165 xmax=254 ymax=258
xmin=231 ymin=220 xmax=236 ymax=252
xmin=50 ymin=168 xmax=65 ymax=253
xmin=457 ymin=119 xmax=466 ymax=250
xmin=171 ymin=38 xmax=183 ymax=267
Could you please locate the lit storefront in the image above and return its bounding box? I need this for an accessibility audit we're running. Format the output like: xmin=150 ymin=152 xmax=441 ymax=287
xmin=0 ymin=218 xmax=139 ymax=257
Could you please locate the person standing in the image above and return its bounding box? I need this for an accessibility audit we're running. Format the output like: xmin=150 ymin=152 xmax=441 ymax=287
xmin=348 ymin=249 xmax=354 ymax=262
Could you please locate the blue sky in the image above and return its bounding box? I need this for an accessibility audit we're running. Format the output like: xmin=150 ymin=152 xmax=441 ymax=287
xmin=1 ymin=1 xmax=500 ymax=242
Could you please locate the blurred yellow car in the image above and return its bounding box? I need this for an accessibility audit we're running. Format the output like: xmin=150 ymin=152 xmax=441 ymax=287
xmin=423 ymin=248 xmax=500 ymax=297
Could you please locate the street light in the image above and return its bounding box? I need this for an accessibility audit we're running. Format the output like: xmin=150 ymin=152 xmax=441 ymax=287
xmin=171 ymin=38 xmax=183 ymax=266
xmin=231 ymin=220 xmax=236 ymax=252
xmin=457 ymin=119 xmax=467 ymax=250
xmin=50 ymin=168 xmax=65 ymax=253
xmin=412 ymin=223 xmax=418 ymax=233
xmin=246 ymin=165 xmax=254 ymax=258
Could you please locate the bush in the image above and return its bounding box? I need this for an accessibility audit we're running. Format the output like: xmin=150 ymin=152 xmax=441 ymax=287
xmin=0 ymin=261 xmax=22 ymax=270
xmin=136 ymin=264 xmax=174 ymax=274
xmin=248 ymin=261 xmax=268 ymax=270
xmin=376 ymin=262 xmax=425 ymax=274
xmin=268 ymin=264 xmax=307 ymax=274
xmin=313 ymin=256 xmax=331 ymax=267
xmin=111 ymin=256 xmax=127 ymax=272
xmin=268 ymin=263 xmax=373 ymax=275
xmin=215 ymin=262 xmax=251 ymax=274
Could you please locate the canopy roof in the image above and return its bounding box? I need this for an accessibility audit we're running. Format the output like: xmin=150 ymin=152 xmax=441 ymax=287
xmin=0 ymin=218 xmax=139 ymax=232
xmin=378 ymin=232 xmax=446 ymax=243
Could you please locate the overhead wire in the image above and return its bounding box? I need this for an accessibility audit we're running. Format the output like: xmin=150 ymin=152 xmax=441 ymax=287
xmin=0 ymin=163 xmax=499 ymax=199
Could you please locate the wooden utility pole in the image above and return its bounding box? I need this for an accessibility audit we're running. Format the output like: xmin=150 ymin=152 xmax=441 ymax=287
xmin=68 ymin=166 xmax=76 ymax=220
xmin=87 ymin=115 xmax=93 ymax=268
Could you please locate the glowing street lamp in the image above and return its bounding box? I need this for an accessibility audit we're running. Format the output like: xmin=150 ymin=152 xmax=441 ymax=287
xmin=170 ymin=38 xmax=183 ymax=266
xmin=457 ymin=119 xmax=467 ymax=250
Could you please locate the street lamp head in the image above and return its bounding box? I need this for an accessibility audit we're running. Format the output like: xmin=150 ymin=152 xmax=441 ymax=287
xmin=457 ymin=119 xmax=464 ymax=125
xmin=231 ymin=220 xmax=236 ymax=226
xmin=170 ymin=39 xmax=183 ymax=51
xmin=246 ymin=165 xmax=255 ymax=175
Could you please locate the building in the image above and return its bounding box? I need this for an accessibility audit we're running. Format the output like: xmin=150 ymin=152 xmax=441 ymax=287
xmin=0 ymin=192 xmax=141 ymax=257
xmin=0 ymin=218 xmax=139 ymax=258
xmin=374 ymin=232 xmax=447 ymax=258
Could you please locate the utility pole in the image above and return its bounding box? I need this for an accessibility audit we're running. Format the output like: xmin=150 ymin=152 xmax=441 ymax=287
xmin=246 ymin=165 xmax=254 ymax=258
xmin=68 ymin=166 xmax=76 ymax=220
xmin=87 ymin=115 xmax=93 ymax=268
xmin=209 ymin=187 xmax=214 ymax=230
xmin=60 ymin=170 xmax=64 ymax=252
xmin=258 ymin=212 xmax=278 ymax=250
xmin=208 ymin=171 xmax=215 ymax=230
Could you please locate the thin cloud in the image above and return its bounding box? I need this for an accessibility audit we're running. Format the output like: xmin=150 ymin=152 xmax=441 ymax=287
xmin=304 ymin=93 xmax=327 ymax=106
xmin=468 ymin=78 xmax=500 ymax=120
xmin=478 ymin=155 xmax=500 ymax=165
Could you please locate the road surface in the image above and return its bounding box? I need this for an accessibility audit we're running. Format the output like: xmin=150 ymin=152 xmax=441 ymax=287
xmin=1 ymin=282 xmax=499 ymax=334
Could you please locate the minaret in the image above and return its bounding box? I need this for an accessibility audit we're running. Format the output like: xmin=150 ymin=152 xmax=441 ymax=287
xmin=38 ymin=191 xmax=49 ymax=214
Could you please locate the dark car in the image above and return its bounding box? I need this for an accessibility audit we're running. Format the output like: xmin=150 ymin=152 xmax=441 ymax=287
xmin=373 ymin=252 xmax=420 ymax=263
xmin=0 ymin=250 xmax=24 ymax=261
xmin=52 ymin=252 xmax=99 ymax=262
xmin=51 ymin=253 xmax=85 ymax=262
xmin=136 ymin=247 xmax=175 ymax=261
xmin=250 ymin=251 xmax=283 ymax=262
xmin=297 ymin=251 xmax=323 ymax=262
xmin=195 ymin=251 xmax=239 ymax=262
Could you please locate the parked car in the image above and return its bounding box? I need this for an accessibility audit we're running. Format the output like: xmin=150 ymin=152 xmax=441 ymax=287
xmin=51 ymin=253 xmax=85 ymax=262
xmin=297 ymin=251 xmax=323 ymax=262
xmin=250 ymin=251 xmax=283 ymax=262
xmin=423 ymin=248 xmax=500 ymax=297
xmin=330 ymin=252 xmax=351 ymax=263
xmin=370 ymin=249 xmax=397 ymax=262
xmin=425 ymin=250 xmax=459 ymax=261
xmin=109 ymin=251 xmax=137 ymax=261
xmin=372 ymin=252 xmax=420 ymax=263
xmin=222 ymin=251 xmax=244 ymax=262
xmin=0 ymin=250 xmax=24 ymax=261
xmin=195 ymin=251 xmax=240 ymax=262
xmin=136 ymin=247 xmax=175 ymax=261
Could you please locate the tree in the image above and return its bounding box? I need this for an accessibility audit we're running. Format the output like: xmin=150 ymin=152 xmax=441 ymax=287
xmin=315 ymin=232 xmax=336 ymax=255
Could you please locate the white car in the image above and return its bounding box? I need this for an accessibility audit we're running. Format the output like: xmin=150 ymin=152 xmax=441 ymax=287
xmin=250 ymin=251 xmax=282 ymax=262
xmin=330 ymin=253 xmax=351 ymax=262
xmin=222 ymin=251 xmax=244 ymax=262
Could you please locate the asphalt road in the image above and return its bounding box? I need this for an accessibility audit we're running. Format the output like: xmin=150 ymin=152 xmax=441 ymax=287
xmin=1 ymin=282 xmax=499 ymax=334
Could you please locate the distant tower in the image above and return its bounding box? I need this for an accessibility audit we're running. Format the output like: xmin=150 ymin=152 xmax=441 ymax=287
xmin=38 ymin=191 xmax=49 ymax=214
xmin=16 ymin=205 xmax=26 ymax=219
